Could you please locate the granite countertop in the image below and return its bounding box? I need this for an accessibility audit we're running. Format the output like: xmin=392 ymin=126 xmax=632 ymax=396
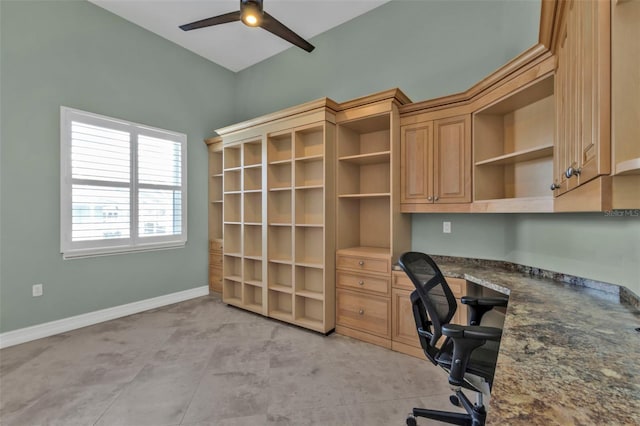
xmin=431 ymin=257 xmax=640 ymax=425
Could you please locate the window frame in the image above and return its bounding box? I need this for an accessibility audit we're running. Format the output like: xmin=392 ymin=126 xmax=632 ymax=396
xmin=60 ymin=106 xmax=187 ymax=259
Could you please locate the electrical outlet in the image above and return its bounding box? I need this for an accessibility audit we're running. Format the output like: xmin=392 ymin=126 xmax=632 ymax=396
xmin=32 ymin=283 xmax=43 ymax=297
xmin=443 ymin=221 xmax=452 ymax=234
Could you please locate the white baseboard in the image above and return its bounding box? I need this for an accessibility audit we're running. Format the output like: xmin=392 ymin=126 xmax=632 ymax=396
xmin=0 ymin=286 xmax=209 ymax=349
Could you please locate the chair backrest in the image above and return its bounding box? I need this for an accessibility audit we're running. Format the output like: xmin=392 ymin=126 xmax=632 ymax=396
xmin=398 ymin=252 xmax=458 ymax=349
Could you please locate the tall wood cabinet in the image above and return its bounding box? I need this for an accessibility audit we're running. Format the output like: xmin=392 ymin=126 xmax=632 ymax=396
xmin=206 ymin=99 xmax=338 ymax=334
xmin=400 ymin=114 xmax=472 ymax=212
xmin=334 ymin=90 xmax=412 ymax=348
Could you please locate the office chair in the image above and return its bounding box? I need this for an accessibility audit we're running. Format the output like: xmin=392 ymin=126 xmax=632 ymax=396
xmin=398 ymin=252 xmax=508 ymax=426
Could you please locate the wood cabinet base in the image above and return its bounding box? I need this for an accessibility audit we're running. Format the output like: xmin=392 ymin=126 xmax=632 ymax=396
xmin=335 ymin=325 xmax=392 ymax=349
xmin=392 ymin=341 xmax=426 ymax=360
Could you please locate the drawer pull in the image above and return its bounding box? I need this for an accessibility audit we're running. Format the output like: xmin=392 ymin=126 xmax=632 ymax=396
xmin=358 ymin=280 xmax=364 ymax=286
xmin=358 ymin=260 xmax=365 ymax=266
xmin=358 ymin=309 xmax=365 ymax=315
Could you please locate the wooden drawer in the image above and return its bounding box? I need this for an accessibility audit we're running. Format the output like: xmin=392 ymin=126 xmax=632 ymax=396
xmin=337 ymin=271 xmax=390 ymax=296
xmin=209 ymin=266 xmax=223 ymax=292
xmin=336 ymin=289 xmax=390 ymax=338
xmin=392 ymin=270 xmax=414 ymax=291
xmin=209 ymin=253 xmax=223 ymax=267
xmin=209 ymin=240 xmax=223 ymax=252
xmin=336 ymin=254 xmax=390 ymax=275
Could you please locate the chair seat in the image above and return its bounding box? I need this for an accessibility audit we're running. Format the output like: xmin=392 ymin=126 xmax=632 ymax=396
xmin=435 ymin=339 xmax=500 ymax=385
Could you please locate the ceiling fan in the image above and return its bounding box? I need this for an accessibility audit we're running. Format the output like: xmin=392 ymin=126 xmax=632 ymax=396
xmin=179 ymin=0 xmax=315 ymax=52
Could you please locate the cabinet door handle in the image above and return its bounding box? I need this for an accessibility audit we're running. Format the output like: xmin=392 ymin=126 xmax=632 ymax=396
xmin=565 ymin=166 xmax=581 ymax=178
xmin=358 ymin=309 xmax=365 ymax=315
xmin=358 ymin=280 xmax=364 ymax=286
xmin=434 ymin=196 xmax=439 ymax=202
xmin=427 ymin=196 xmax=433 ymax=201
xmin=358 ymin=260 xmax=365 ymax=266
xmin=550 ymin=183 xmax=560 ymax=190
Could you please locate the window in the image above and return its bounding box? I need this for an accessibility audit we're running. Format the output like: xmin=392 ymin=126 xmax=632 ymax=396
xmin=60 ymin=107 xmax=187 ymax=258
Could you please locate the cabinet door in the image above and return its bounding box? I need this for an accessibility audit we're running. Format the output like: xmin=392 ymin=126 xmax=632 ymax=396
xmin=554 ymin=0 xmax=610 ymax=193
xmin=400 ymin=122 xmax=433 ymax=203
xmin=392 ymin=288 xmax=420 ymax=348
xmin=433 ymin=115 xmax=471 ymax=203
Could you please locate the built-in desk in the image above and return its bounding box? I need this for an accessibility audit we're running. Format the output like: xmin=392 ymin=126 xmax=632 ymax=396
xmin=431 ymin=257 xmax=639 ymax=425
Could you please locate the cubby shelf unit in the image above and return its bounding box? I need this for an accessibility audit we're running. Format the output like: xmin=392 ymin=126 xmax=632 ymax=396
xmin=473 ymin=74 xmax=555 ymax=212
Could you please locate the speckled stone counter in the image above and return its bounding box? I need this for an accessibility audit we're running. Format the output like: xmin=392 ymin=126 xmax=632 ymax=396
xmin=431 ymin=257 xmax=640 ymax=425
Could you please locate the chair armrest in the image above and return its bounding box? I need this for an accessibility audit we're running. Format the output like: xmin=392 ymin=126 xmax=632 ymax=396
xmin=441 ymin=324 xmax=502 ymax=387
xmin=460 ymin=296 xmax=508 ymax=325
xmin=460 ymin=296 xmax=508 ymax=307
xmin=441 ymin=324 xmax=502 ymax=341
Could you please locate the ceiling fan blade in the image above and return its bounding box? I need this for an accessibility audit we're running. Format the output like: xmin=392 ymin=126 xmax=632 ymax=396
xmin=261 ymin=11 xmax=315 ymax=52
xmin=179 ymin=11 xmax=241 ymax=31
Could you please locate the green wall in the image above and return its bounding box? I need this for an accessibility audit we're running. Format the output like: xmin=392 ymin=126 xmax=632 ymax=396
xmin=2 ymin=0 xmax=637 ymax=335
xmin=234 ymin=0 xmax=640 ymax=295
xmin=234 ymin=0 xmax=541 ymax=121
xmin=0 ymin=0 xmax=236 ymax=332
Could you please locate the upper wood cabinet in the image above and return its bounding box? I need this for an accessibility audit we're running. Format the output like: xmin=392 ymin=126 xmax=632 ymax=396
xmin=553 ymin=0 xmax=611 ymax=195
xmin=400 ymin=114 xmax=471 ymax=212
xmin=552 ymin=0 xmax=640 ymax=211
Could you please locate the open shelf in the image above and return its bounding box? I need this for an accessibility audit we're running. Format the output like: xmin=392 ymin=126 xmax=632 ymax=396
xmin=474 ymin=74 xmax=555 ymax=203
xmin=268 ymin=130 xmax=292 ymax=163
xmin=475 ymin=144 xmax=553 ymax=166
xmin=223 ymin=224 xmax=241 ymax=254
xmin=243 ymin=285 xmax=263 ymax=313
xmin=244 ymin=167 xmax=262 ymax=191
xmin=268 ymin=162 xmax=292 ymax=190
xmin=268 ymin=189 xmax=292 ymax=225
xmin=295 ymin=227 xmax=323 ymax=266
xmin=268 ymin=262 xmax=292 ymax=291
xmin=615 ymin=158 xmax=640 ymax=175
xmin=223 ymin=255 xmax=242 ymax=281
xmin=268 ymin=225 xmax=292 ymax=263
xmin=338 ymin=161 xmax=390 ymax=195
xmin=337 ymin=197 xmax=390 ymax=250
xmin=295 ymin=188 xmax=323 ymax=225
xmin=223 ymin=193 xmax=241 ymax=223
xmin=243 ymin=224 xmax=262 ymax=258
xmin=295 ymin=266 xmax=324 ymax=298
xmin=223 ymin=280 xmax=242 ymax=305
xmin=337 ymin=114 xmax=390 ymax=157
xmin=338 ymin=193 xmax=390 ymax=199
xmin=223 ymin=145 xmax=241 ymax=169
xmin=295 ymin=158 xmax=323 ymax=187
xmin=223 ymin=169 xmax=241 ymax=192
xmin=243 ymin=192 xmax=262 ymax=223
xmin=269 ymin=289 xmax=293 ymax=320
xmin=295 ymin=125 xmax=324 ymax=158
xmin=338 ymin=151 xmax=391 ymax=165
xmin=294 ymin=296 xmax=324 ymax=330
xmin=243 ymin=140 xmax=262 ymax=167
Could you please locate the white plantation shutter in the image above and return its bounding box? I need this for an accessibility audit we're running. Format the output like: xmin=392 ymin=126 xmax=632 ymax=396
xmin=61 ymin=107 xmax=187 ymax=258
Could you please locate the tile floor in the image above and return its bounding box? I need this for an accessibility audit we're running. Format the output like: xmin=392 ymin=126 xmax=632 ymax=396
xmin=0 ymin=294 xmax=466 ymax=425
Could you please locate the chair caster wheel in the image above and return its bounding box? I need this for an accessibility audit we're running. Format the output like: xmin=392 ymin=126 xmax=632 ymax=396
xmin=450 ymin=395 xmax=460 ymax=407
xmin=406 ymin=414 xmax=417 ymax=426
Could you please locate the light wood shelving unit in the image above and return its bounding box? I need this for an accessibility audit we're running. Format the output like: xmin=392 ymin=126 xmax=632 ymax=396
xmin=473 ymin=73 xmax=555 ymax=212
xmin=207 ymin=98 xmax=338 ymax=334
xmin=335 ymin=90 xmax=411 ymax=348
xmin=220 ymin=139 xmax=265 ymax=314
xmin=266 ymin=123 xmax=336 ymax=333
xmin=207 ymin=140 xmax=223 ymax=293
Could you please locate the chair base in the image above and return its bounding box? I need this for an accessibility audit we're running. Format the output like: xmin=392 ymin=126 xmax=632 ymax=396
xmin=405 ymin=389 xmax=487 ymax=426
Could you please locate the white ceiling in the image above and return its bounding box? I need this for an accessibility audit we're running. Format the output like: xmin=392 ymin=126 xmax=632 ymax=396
xmin=89 ymin=0 xmax=392 ymax=72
